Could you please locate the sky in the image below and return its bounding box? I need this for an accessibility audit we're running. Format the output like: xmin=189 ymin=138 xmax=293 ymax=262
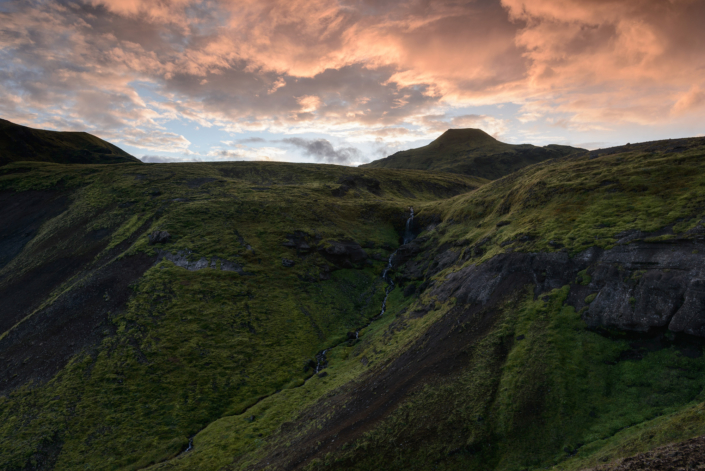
xmin=1 ymin=0 xmax=704 ymax=165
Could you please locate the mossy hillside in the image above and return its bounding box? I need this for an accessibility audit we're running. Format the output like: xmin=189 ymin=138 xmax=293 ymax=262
xmin=419 ymin=141 xmax=705 ymax=268
xmin=146 ymin=283 xmax=433 ymax=471
xmin=0 ymin=161 xmax=480 ymax=470
xmin=295 ymin=287 xmax=705 ymax=471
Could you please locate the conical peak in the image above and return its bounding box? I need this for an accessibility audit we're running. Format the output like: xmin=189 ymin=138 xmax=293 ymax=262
xmin=432 ymin=128 xmax=498 ymax=147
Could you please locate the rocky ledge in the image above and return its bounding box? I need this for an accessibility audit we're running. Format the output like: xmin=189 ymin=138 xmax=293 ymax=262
xmin=422 ymin=239 xmax=705 ymax=337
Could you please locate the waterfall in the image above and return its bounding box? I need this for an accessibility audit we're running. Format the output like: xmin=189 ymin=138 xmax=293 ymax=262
xmin=377 ymin=252 xmax=396 ymax=317
xmin=315 ymin=349 xmax=328 ymax=373
xmin=403 ymin=207 xmax=414 ymax=244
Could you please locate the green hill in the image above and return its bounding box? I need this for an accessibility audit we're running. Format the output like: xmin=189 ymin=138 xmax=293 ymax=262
xmin=0 ymin=118 xmax=140 ymax=165
xmin=2 ymin=133 xmax=705 ymax=470
xmin=361 ymin=128 xmax=584 ymax=179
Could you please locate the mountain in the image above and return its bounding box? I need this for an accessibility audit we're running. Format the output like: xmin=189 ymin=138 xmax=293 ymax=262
xmin=361 ymin=128 xmax=585 ymax=179
xmin=0 ymin=118 xmax=140 ymax=165
xmin=2 ymin=133 xmax=705 ymax=470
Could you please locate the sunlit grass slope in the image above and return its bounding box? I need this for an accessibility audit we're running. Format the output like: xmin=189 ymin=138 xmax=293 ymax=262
xmin=427 ymin=136 xmax=705 ymax=257
xmin=0 ymin=160 xmax=482 ymax=470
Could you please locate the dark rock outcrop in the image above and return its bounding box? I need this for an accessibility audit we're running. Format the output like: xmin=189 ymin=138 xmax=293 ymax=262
xmin=148 ymin=230 xmax=170 ymax=245
xmin=319 ymin=240 xmax=368 ymax=268
xmin=156 ymin=250 xmax=249 ymax=274
xmin=282 ymin=231 xmax=317 ymax=255
xmin=423 ymin=240 xmax=705 ymax=337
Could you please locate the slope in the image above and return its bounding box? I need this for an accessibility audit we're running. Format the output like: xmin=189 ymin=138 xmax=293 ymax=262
xmin=0 ymin=118 xmax=140 ymax=166
xmin=147 ymin=135 xmax=705 ymax=471
xmin=0 ymin=160 xmax=482 ymax=470
xmin=361 ymin=128 xmax=584 ymax=180
xmin=3 ymin=135 xmax=705 ymax=471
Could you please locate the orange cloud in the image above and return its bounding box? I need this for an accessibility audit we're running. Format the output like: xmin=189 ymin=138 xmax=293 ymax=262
xmin=1 ymin=0 xmax=704 ymax=157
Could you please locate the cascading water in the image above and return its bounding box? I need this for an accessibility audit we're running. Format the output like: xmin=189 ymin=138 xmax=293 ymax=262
xmin=314 ymin=349 xmax=328 ymax=373
xmin=403 ymin=207 xmax=414 ymax=244
xmin=377 ymin=252 xmax=396 ymax=318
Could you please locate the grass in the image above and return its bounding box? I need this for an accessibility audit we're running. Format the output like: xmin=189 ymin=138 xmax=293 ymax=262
xmin=291 ymin=287 xmax=705 ymax=471
xmin=2 ymin=136 xmax=705 ymax=470
xmin=0 ymin=160 xmax=480 ymax=470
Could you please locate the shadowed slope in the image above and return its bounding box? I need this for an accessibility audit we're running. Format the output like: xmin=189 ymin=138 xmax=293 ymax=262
xmin=0 ymin=118 xmax=140 ymax=166
xmin=361 ymin=128 xmax=584 ymax=180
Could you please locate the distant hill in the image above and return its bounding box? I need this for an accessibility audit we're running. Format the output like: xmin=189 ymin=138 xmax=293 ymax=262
xmin=0 ymin=118 xmax=140 ymax=166
xmin=361 ymin=128 xmax=584 ymax=180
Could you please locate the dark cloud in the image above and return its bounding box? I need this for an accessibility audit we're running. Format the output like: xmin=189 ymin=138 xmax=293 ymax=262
xmin=282 ymin=138 xmax=361 ymax=165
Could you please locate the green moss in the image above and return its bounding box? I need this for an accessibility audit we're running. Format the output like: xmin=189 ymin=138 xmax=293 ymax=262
xmin=4 ymin=139 xmax=705 ymax=471
xmin=0 ymin=161 xmax=479 ymax=470
xmin=585 ymin=293 xmax=597 ymax=304
xmin=576 ymin=269 xmax=592 ymax=285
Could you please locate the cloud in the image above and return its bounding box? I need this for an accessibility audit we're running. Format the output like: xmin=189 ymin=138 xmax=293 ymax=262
xmin=1 ymin=0 xmax=704 ymax=162
xmin=235 ymin=137 xmax=266 ymax=144
xmin=282 ymin=138 xmax=362 ymax=165
xmin=500 ymin=0 xmax=705 ymax=126
xmin=206 ymin=145 xmax=285 ymax=161
xmin=672 ymin=86 xmax=705 ymax=116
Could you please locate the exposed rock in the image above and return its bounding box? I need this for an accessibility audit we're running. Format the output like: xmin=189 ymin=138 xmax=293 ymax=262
xmin=424 ymin=240 xmax=705 ymax=337
xmin=282 ymin=231 xmax=317 ymax=255
xmin=319 ymin=240 xmax=368 ymax=268
xmin=282 ymin=258 xmax=296 ymax=267
xmin=157 ymin=250 xmax=249 ymax=274
xmin=148 ymin=230 xmax=170 ymax=245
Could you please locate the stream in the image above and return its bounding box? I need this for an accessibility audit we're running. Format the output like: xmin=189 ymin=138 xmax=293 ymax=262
xmin=176 ymin=208 xmax=415 ymax=458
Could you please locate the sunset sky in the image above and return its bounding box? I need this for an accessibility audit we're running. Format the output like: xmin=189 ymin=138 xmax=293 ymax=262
xmin=2 ymin=0 xmax=704 ymax=164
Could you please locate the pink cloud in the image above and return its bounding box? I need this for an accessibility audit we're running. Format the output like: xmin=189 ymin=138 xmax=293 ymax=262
xmin=1 ymin=0 xmax=704 ymax=155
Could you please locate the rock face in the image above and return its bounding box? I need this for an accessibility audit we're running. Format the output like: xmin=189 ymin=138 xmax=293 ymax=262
xmin=148 ymin=230 xmax=170 ymax=245
xmin=422 ymin=240 xmax=705 ymax=337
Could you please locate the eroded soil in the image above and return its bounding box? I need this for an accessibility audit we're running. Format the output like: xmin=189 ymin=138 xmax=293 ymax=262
xmin=587 ymin=435 xmax=705 ymax=470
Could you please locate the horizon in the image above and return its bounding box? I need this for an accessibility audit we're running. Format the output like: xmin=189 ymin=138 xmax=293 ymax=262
xmin=2 ymin=0 xmax=704 ymax=165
